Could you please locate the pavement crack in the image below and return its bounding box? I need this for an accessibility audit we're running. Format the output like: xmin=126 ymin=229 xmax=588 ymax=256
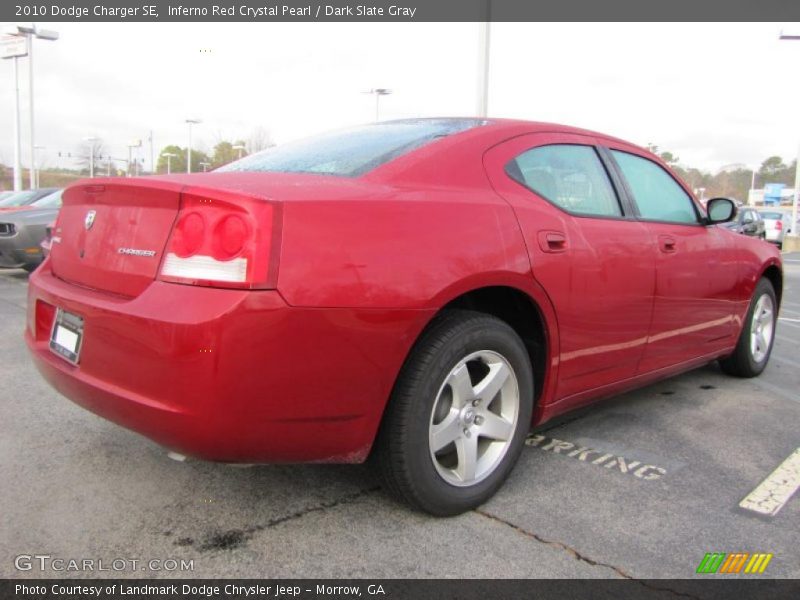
xmin=474 ymin=509 xmax=702 ymax=599
xmin=190 ymin=486 xmax=381 ymax=552
xmin=252 ymin=485 xmax=381 ymax=531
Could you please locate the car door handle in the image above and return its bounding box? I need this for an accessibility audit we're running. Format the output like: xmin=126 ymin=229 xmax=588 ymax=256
xmin=538 ymin=231 xmax=567 ymax=253
xmin=658 ymin=235 xmax=677 ymax=253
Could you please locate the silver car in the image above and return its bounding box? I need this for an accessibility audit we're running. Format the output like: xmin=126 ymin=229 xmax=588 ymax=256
xmin=0 ymin=190 xmax=62 ymax=272
xmin=759 ymin=210 xmax=791 ymax=248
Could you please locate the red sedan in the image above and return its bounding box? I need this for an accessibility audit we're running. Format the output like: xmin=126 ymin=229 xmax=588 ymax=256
xmin=25 ymin=119 xmax=782 ymax=515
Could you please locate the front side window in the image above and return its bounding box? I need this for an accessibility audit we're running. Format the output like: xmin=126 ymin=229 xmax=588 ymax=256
xmin=611 ymin=150 xmax=698 ymax=224
xmin=506 ymin=145 xmax=622 ymax=217
xmin=217 ymin=118 xmax=486 ymax=177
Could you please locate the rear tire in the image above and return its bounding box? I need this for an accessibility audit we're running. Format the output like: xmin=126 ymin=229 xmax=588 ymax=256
xmin=719 ymin=278 xmax=777 ymax=378
xmin=373 ymin=310 xmax=533 ymax=516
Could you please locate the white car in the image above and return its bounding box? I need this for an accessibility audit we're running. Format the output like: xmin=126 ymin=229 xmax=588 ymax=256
xmin=759 ymin=210 xmax=792 ymax=248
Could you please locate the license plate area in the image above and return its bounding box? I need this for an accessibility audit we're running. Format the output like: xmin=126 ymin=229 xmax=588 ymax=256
xmin=49 ymin=309 xmax=84 ymax=365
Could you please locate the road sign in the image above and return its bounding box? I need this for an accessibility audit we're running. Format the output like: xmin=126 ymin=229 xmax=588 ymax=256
xmin=1 ymin=35 xmax=27 ymax=59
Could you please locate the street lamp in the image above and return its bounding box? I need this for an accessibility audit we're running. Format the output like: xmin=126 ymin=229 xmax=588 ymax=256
xmin=199 ymin=161 xmax=211 ymax=172
xmin=2 ymin=32 xmax=27 ymax=191
xmin=163 ymin=152 xmax=177 ymax=175
xmin=84 ymin=137 xmax=98 ymax=178
xmin=5 ymin=25 xmax=59 ymax=189
xmin=780 ymin=32 xmax=800 ymax=244
xmin=232 ymin=144 xmax=245 ymax=160
xmin=363 ymin=89 xmax=392 ymax=121
xmin=185 ymin=118 xmax=201 ymax=173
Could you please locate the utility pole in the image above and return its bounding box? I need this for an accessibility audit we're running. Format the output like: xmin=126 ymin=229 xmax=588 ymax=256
xmin=13 ymin=26 xmax=59 ymax=189
xmin=476 ymin=1 xmax=491 ymax=117
xmin=363 ymin=89 xmax=392 ymax=121
xmin=185 ymin=118 xmax=201 ymax=173
xmin=780 ymin=32 xmax=800 ymax=248
xmin=1 ymin=34 xmax=26 ymax=191
xmin=148 ymin=130 xmax=154 ymax=175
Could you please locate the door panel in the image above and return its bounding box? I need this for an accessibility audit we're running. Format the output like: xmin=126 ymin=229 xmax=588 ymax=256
xmin=484 ymin=133 xmax=657 ymax=403
xmin=603 ymin=145 xmax=739 ymax=370
xmin=638 ymin=222 xmax=738 ymax=371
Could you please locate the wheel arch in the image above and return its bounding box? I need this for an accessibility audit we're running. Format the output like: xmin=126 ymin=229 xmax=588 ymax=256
xmin=760 ymin=263 xmax=783 ymax=309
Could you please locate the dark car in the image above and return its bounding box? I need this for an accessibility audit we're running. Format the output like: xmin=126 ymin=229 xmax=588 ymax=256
xmin=0 ymin=189 xmax=62 ymax=272
xmin=722 ymin=207 xmax=766 ymax=239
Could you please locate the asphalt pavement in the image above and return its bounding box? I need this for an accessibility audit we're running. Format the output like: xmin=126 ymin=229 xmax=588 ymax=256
xmin=1 ymin=255 xmax=798 ymax=581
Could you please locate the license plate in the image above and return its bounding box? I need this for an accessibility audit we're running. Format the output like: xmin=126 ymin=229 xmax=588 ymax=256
xmin=49 ymin=309 xmax=84 ymax=365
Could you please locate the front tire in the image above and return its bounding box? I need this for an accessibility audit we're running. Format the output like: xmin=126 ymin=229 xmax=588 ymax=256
xmin=719 ymin=278 xmax=777 ymax=377
xmin=373 ymin=310 xmax=533 ymax=516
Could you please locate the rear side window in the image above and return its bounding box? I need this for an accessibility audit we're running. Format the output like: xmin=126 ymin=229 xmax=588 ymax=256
xmin=217 ymin=118 xmax=486 ymax=177
xmin=506 ymin=145 xmax=622 ymax=217
xmin=611 ymin=151 xmax=698 ymax=224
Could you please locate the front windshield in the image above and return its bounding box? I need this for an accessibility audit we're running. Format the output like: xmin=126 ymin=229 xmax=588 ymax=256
xmin=0 ymin=191 xmax=37 ymax=207
xmin=31 ymin=190 xmax=63 ymax=209
xmin=217 ymin=119 xmax=486 ymax=177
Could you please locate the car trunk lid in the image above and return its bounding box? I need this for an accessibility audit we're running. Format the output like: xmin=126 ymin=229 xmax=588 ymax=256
xmin=50 ymin=180 xmax=184 ymax=297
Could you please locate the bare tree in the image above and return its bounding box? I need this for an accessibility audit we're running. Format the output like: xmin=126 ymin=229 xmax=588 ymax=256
xmin=247 ymin=127 xmax=275 ymax=153
xmin=75 ymin=139 xmax=107 ymax=175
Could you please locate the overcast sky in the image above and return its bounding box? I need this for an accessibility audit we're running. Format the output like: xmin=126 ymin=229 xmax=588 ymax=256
xmin=1 ymin=21 xmax=799 ymax=173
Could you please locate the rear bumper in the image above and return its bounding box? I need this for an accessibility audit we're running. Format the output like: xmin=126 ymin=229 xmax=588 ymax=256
xmin=26 ymin=262 xmax=431 ymax=463
xmin=764 ymin=230 xmax=783 ymax=243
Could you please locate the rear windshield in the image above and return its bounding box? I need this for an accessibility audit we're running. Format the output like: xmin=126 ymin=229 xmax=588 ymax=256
xmin=217 ymin=119 xmax=486 ymax=177
xmin=759 ymin=212 xmax=783 ymax=219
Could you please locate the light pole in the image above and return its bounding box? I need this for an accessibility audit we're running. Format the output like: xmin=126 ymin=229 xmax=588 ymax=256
xmin=163 ymin=152 xmax=177 ymax=175
xmin=33 ymin=145 xmax=44 ymax=187
xmin=780 ymin=32 xmax=800 ymax=243
xmin=11 ymin=25 xmax=59 ymax=189
xmin=1 ymin=33 xmax=27 ymax=191
xmin=84 ymin=137 xmax=98 ymax=178
xmin=364 ymin=89 xmax=392 ymax=121
xmin=185 ymin=118 xmax=201 ymax=173
xmin=127 ymin=140 xmax=141 ymax=178
xmin=232 ymin=144 xmax=245 ymax=160
xmin=475 ymin=0 xmax=492 ymax=117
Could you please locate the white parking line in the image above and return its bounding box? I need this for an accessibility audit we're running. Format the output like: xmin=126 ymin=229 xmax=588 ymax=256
xmin=778 ymin=318 xmax=800 ymax=329
xmin=739 ymin=449 xmax=800 ymax=517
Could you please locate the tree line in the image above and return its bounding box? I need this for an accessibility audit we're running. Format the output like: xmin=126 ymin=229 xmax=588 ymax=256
xmin=654 ymin=149 xmax=797 ymax=201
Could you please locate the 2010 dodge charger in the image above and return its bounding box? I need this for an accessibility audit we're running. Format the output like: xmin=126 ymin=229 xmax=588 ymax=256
xmin=25 ymin=119 xmax=782 ymax=515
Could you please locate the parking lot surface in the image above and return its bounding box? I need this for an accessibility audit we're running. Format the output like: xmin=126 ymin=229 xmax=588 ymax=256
xmin=1 ymin=256 xmax=799 ymax=580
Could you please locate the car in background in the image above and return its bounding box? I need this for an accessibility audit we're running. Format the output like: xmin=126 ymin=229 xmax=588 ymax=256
xmin=721 ymin=206 xmax=766 ymax=239
xmin=0 ymin=189 xmax=62 ymax=272
xmin=0 ymin=188 xmax=59 ymax=213
xmin=0 ymin=191 xmax=16 ymax=202
xmin=25 ymin=119 xmax=782 ymax=515
xmin=759 ymin=210 xmax=791 ymax=248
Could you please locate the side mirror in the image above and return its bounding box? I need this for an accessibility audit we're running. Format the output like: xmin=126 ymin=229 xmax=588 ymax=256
xmin=706 ymin=197 xmax=737 ymax=224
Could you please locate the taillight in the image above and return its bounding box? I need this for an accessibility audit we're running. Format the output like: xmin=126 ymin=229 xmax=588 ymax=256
xmin=158 ymin=189 xmax=280 ymax=289
xmin=775 ymin=220 xmax=782 ymax=231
